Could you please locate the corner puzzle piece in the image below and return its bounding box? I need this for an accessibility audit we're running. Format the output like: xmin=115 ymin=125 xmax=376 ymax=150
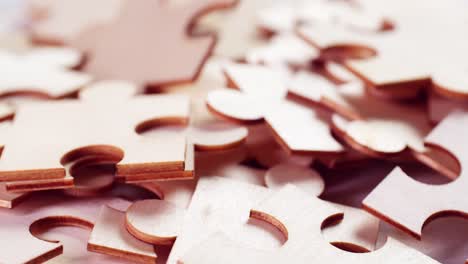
xmin=257 ymin=0 xmax=388 ymax=34
xmin=29 ymin=0 xmax=124 ymax=45
xmin=88 ymin=206 xmax=158 ymax=263
xmin=288 ymin=70 xmax=431 ymax=158
xmin=207 ymin=63 xmax=344 ymax=155
xmin=0 ymin=47 xmax=91 ymax=98
xmin=377 ymin=217 xmax=468 ymax=264
xmin=0 ymin=81 xmax=193 ymax=191
xmin=75 ymin=0 xmax=237 ymax=86
xmin=0 ymin=192 xmax=156 ymax=263
xmin=298 ymin=0 xmax=468 ymax=101
xmin=363 ymin=110 xmax=468 ymax=238
xmin=180 ymin=185 xmax=439 ymax=263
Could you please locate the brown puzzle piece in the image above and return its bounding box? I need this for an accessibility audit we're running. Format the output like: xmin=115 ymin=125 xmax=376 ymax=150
xmin=363 ymin=110 xmax=468 ymax=238
xmin=180 ymin=185 xmax=439 ymax=263
xmin=75 ymin=0 xmax=237 ymax=86
xmin=298 ymin=0 xmax=468 ymax=101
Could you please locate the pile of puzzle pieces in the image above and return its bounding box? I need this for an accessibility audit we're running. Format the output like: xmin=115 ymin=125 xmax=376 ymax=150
xmin=0 ymin=0 xmax=467 ymax=263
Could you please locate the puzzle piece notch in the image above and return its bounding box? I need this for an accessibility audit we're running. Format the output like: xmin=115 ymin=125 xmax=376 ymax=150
xmin=76 ymin=0 xmax=238 ymax=86
xmin=363 ymin=110 xmax=468 ymax=238
xmin=0 ymin=81 xmax=193 ymax=189
xmin=180 ymin=185 xmax=439 ymax=263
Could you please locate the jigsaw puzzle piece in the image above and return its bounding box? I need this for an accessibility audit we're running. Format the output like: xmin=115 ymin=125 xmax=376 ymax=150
xmin=363 ymin=110 xmax=468 ymax=238
xmin=76 ymin=0 xmax=237 ymax=86
xmin=180 ymin=185 xmax=439 ymax=263
xmin=0 ymin=192 xmax=156 ymax=263
xmin=0 ymin=47 xmax=91 ymax=98
xmin=0 ymin=81 xmax=193 ymax=190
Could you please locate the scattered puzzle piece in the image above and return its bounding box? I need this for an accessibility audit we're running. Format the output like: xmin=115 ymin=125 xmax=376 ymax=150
xmin=75 ymin=0 xmax=237 ymax=86
xmin=0 ymin=192 xmax=156 ymax=263
xmin=298 ymin=0 xmax=468 ymax=101
xmin=0 ymin=81 xmax=193 ymax=191
xmin=363 ymin=110 xmax=468 ymax=238
xmin=180 ymin=185 xmax=439 ymax=263
xmin=0 ymin=47 xmax=91 ymax=98
xmin=207 ymin=63 xmax=344 ymax=155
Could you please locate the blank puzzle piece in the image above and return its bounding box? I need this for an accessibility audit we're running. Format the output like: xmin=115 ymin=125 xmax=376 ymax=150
xmin=180 ymin=185 xmax=439 ymax=263
xmin=75 ymin=0 xmax=237 ymax=86
xmin=30 ymin=0 xmax=125 ymax=45
xmin=125 ymin=170 xmax=380 ymax=262
xmin=288 ymin=69 xmax=432 ymax=158
xmin=298 ymin=0 xmax=468 ymax=101
xmin=0 ymin=81 xmax=193 ymax=191
xmin=363 ymin=110 xmax=468 ymax=238
xmin=0 ymin=192 xmax=156 ymax=263
xmin=257 ymin=0 xmax=389 ymax=34
xmin=0 ymin=47 xmax=91 ymax=98
xmin=207 ymin=63 xmax=344 ymax=155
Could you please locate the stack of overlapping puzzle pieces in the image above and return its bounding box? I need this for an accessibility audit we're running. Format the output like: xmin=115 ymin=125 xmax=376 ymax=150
xmin=0 ymin=0 xmax=467 ymax=263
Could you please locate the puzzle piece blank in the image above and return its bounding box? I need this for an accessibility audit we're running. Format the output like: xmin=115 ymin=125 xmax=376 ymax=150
xmin=363 ymin=110 xmax=468 ymax=238
xmin=0 ymin=81 xmax=193 ymax=190
xmin=0 ymin=47 xmax=91 ymax=98
xmin=180 ymin=185 xmax=439 ymax=263
xmin=299 ymin=0 xmax=468 ymax=101
xmin=207 ymin=63 xmax=343 ymax=155
xmin=76 ymin=0 xmax=237 ymax=86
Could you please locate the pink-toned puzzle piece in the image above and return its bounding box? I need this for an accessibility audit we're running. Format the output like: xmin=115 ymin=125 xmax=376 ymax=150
xmin=363 ymin=110 xmax=468 ymax=238
xmin=298 ymin=0 xmax=468 ymax=101
xmin=0 ymin=81 xmax=193 ymax=191
xmin=30 ymin=0 xmax=125 ymax=45
xmin=207 ymin=63 xmax=344 ymax=155
xmin=0 ymin=47 xmax=91 ymax=98
xmin=75 ymin=0 xmax=237 ymax=86
xmin=0 ymin=192 xmax=156 ymax=263
xmin=180 ymin=185 xmax=439 ymax=263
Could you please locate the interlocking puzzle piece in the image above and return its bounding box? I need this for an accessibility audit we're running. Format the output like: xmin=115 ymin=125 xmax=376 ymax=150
xmin=378 ymin=217 xmax=468 ymax=264
xmin=30 ymin=0 xmax=124 ymax=45
xmin=0 ymin=192 xmax=156 ymax=263
xmin=180 ymin=185 xmax=440 ymax=263
xmin=363 ymin=110 xmax=468 ymax=238
xmin=0 ymin=47 xmax=91 ymax=98
xmin=257 ymin=0 xmax=388 ymax=34
xmin=298 ymin=0 xmax=468 ymax=101
xmin=0 ymin=183 xmax=29 ymax=208
xmin=0 ymin=81 xmax=193 ymax=191
xmin=207 ymin=63 xmax=344 ymax=155
xmin=428 ymin=91 xmax=468 ymax=124
xmin=288 ymin=70 xmax=432 ymax=158
xmin=75 ymin=0 xmax=237 ymax=86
